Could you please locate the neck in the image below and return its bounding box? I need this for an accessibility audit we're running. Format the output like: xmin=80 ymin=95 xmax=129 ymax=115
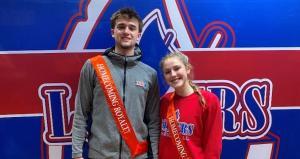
xmin=175 ymin=84 xmax=194 ymax=97
xmin=115 ymin=47 xmax=135 ymax=56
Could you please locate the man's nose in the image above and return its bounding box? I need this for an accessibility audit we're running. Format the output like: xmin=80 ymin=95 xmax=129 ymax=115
xmin=123 ymin=26 xmax=130 ymax=34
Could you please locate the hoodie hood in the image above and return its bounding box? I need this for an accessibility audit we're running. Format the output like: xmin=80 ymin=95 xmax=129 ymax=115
xmin=103 ymin=44 xmax=142 ymax=63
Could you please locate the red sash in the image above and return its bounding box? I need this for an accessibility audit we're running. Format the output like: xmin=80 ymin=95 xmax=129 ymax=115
xmin=90 ymin=55 xmax=148 ymax=158
xmin=167 ymin=93 xmax=192 ymax=159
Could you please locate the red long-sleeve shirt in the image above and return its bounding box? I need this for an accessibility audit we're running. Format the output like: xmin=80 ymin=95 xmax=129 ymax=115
xmin=159 ymin=90 xmax=222 ymax=159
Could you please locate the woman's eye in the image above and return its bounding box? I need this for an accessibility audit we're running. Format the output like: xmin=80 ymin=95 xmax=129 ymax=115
xmin=164 ymin=70 xmax=170 ymax=74
xmin=174 ymin=66 xmax=181 ymax=71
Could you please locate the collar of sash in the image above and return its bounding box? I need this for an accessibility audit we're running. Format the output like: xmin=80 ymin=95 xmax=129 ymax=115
xmin=167 ymin=93 xmax=192 ymax=159
xmin=90 ymin=55 xmax=147 ymax=158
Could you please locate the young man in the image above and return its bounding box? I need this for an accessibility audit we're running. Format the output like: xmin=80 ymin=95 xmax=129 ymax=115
xmin=72 ymin=8 xmax=160 ymax=159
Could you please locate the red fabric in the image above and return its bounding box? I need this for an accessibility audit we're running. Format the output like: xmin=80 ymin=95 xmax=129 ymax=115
xmin=159 ymin=91 xmax=222 ymax=159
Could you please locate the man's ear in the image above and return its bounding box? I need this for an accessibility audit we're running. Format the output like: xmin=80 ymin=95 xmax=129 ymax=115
xmin=136 ymin=32 xmax=141 ymax=41
xmin=111 ymin=29 xmax=115 ymax=38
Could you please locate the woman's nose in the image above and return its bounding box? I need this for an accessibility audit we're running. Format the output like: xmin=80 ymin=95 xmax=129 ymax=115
xmin=170 ymin=70 xmax=176 ymax=76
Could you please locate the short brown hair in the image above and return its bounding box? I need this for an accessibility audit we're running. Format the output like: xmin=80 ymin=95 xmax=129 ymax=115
xmin=110 ymin=8 xmax=143 ymax=33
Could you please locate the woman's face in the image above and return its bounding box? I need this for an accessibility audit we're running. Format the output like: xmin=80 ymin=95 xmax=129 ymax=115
xmin=162 ymin=57 xmax=190 ymax=91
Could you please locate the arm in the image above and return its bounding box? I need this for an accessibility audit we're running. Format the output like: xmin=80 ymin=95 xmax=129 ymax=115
xmin=144 ymin=73 xmax=160 ymax=159
xmin=202 ymin=93 xmax=223 ymax=159
xmin=72 ymin=60 xmax=94 ymax=158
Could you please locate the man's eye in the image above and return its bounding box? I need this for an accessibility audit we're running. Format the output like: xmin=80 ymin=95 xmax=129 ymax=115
xmin=129 ymin=26 xmax=137 ymax=31
xmin=117 ymin=25 xmax=126 ymax=30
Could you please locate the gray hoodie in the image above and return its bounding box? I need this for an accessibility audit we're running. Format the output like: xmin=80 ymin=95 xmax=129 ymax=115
xmin=72 ymin=46 xmax=160 ymax=159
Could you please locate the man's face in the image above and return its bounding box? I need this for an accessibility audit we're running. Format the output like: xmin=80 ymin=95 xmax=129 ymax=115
xmin=111 ymin=17 xmax=141 ymax=53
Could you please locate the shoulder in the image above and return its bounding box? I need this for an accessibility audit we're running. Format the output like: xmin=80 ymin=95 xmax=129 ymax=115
xmin=85 ymin=54 xmax=112 ymax=68
xmin=81 ymin=58 xmax=93 ymax=72
xmin=138 ymin=62 xmax=157 ymax=75
xmin=80 ymin=55 xmax=106 ymax=74
xmin=89 ymin=54 xmax=109 ymax=62
xmin=200 ymin=90 xmax=220 ymax=109
xmin=160 ymin=92 xmax=173 ymax=111
xmin=160 ymin=92 xmax=173 ymax=102
xmin=201 ymin=90 xmax=218 ymax=100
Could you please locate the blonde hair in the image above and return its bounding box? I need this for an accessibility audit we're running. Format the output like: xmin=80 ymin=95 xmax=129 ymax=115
xmin=160 ymin=52 xmax=206 ymax=107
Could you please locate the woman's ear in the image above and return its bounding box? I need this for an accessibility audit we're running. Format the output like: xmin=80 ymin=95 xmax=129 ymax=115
xmin=186 ymin=65 xmax=191 ymax=74
xmin=186 ymin=64 xmax=194 ymax=79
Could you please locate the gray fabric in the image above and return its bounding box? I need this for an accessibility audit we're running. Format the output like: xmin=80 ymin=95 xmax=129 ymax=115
xmin=72 ymin=47 xmax=160 ymax=159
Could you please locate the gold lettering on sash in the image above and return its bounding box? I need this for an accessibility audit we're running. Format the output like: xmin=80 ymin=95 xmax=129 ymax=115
xmin=114 ymin=107 xmax=131 ymax=134
xmin=91 ymin=55 xmax=148 ymax=157
xmin=168 ymin=116 xmax=188 ymax=158
xmin=97 ymin=64 xmax=131 ymax=134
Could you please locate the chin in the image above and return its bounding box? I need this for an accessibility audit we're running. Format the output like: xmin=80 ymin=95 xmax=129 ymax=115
xmin=121 ymin=44 xmax=134 ymax=49
xmin=170 ymin=83 xmax=183 ymax=90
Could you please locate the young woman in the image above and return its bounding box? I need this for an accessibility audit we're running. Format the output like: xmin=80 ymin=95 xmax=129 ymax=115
xmin=159 ymin=52 xmax=222 ymax=159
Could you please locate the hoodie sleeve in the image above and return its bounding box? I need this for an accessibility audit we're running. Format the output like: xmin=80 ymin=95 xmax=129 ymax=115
xmin=144 ymin=72 xmax=160 ymax=159
xmin=72 ymin=60 xmax=94 ymax=158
